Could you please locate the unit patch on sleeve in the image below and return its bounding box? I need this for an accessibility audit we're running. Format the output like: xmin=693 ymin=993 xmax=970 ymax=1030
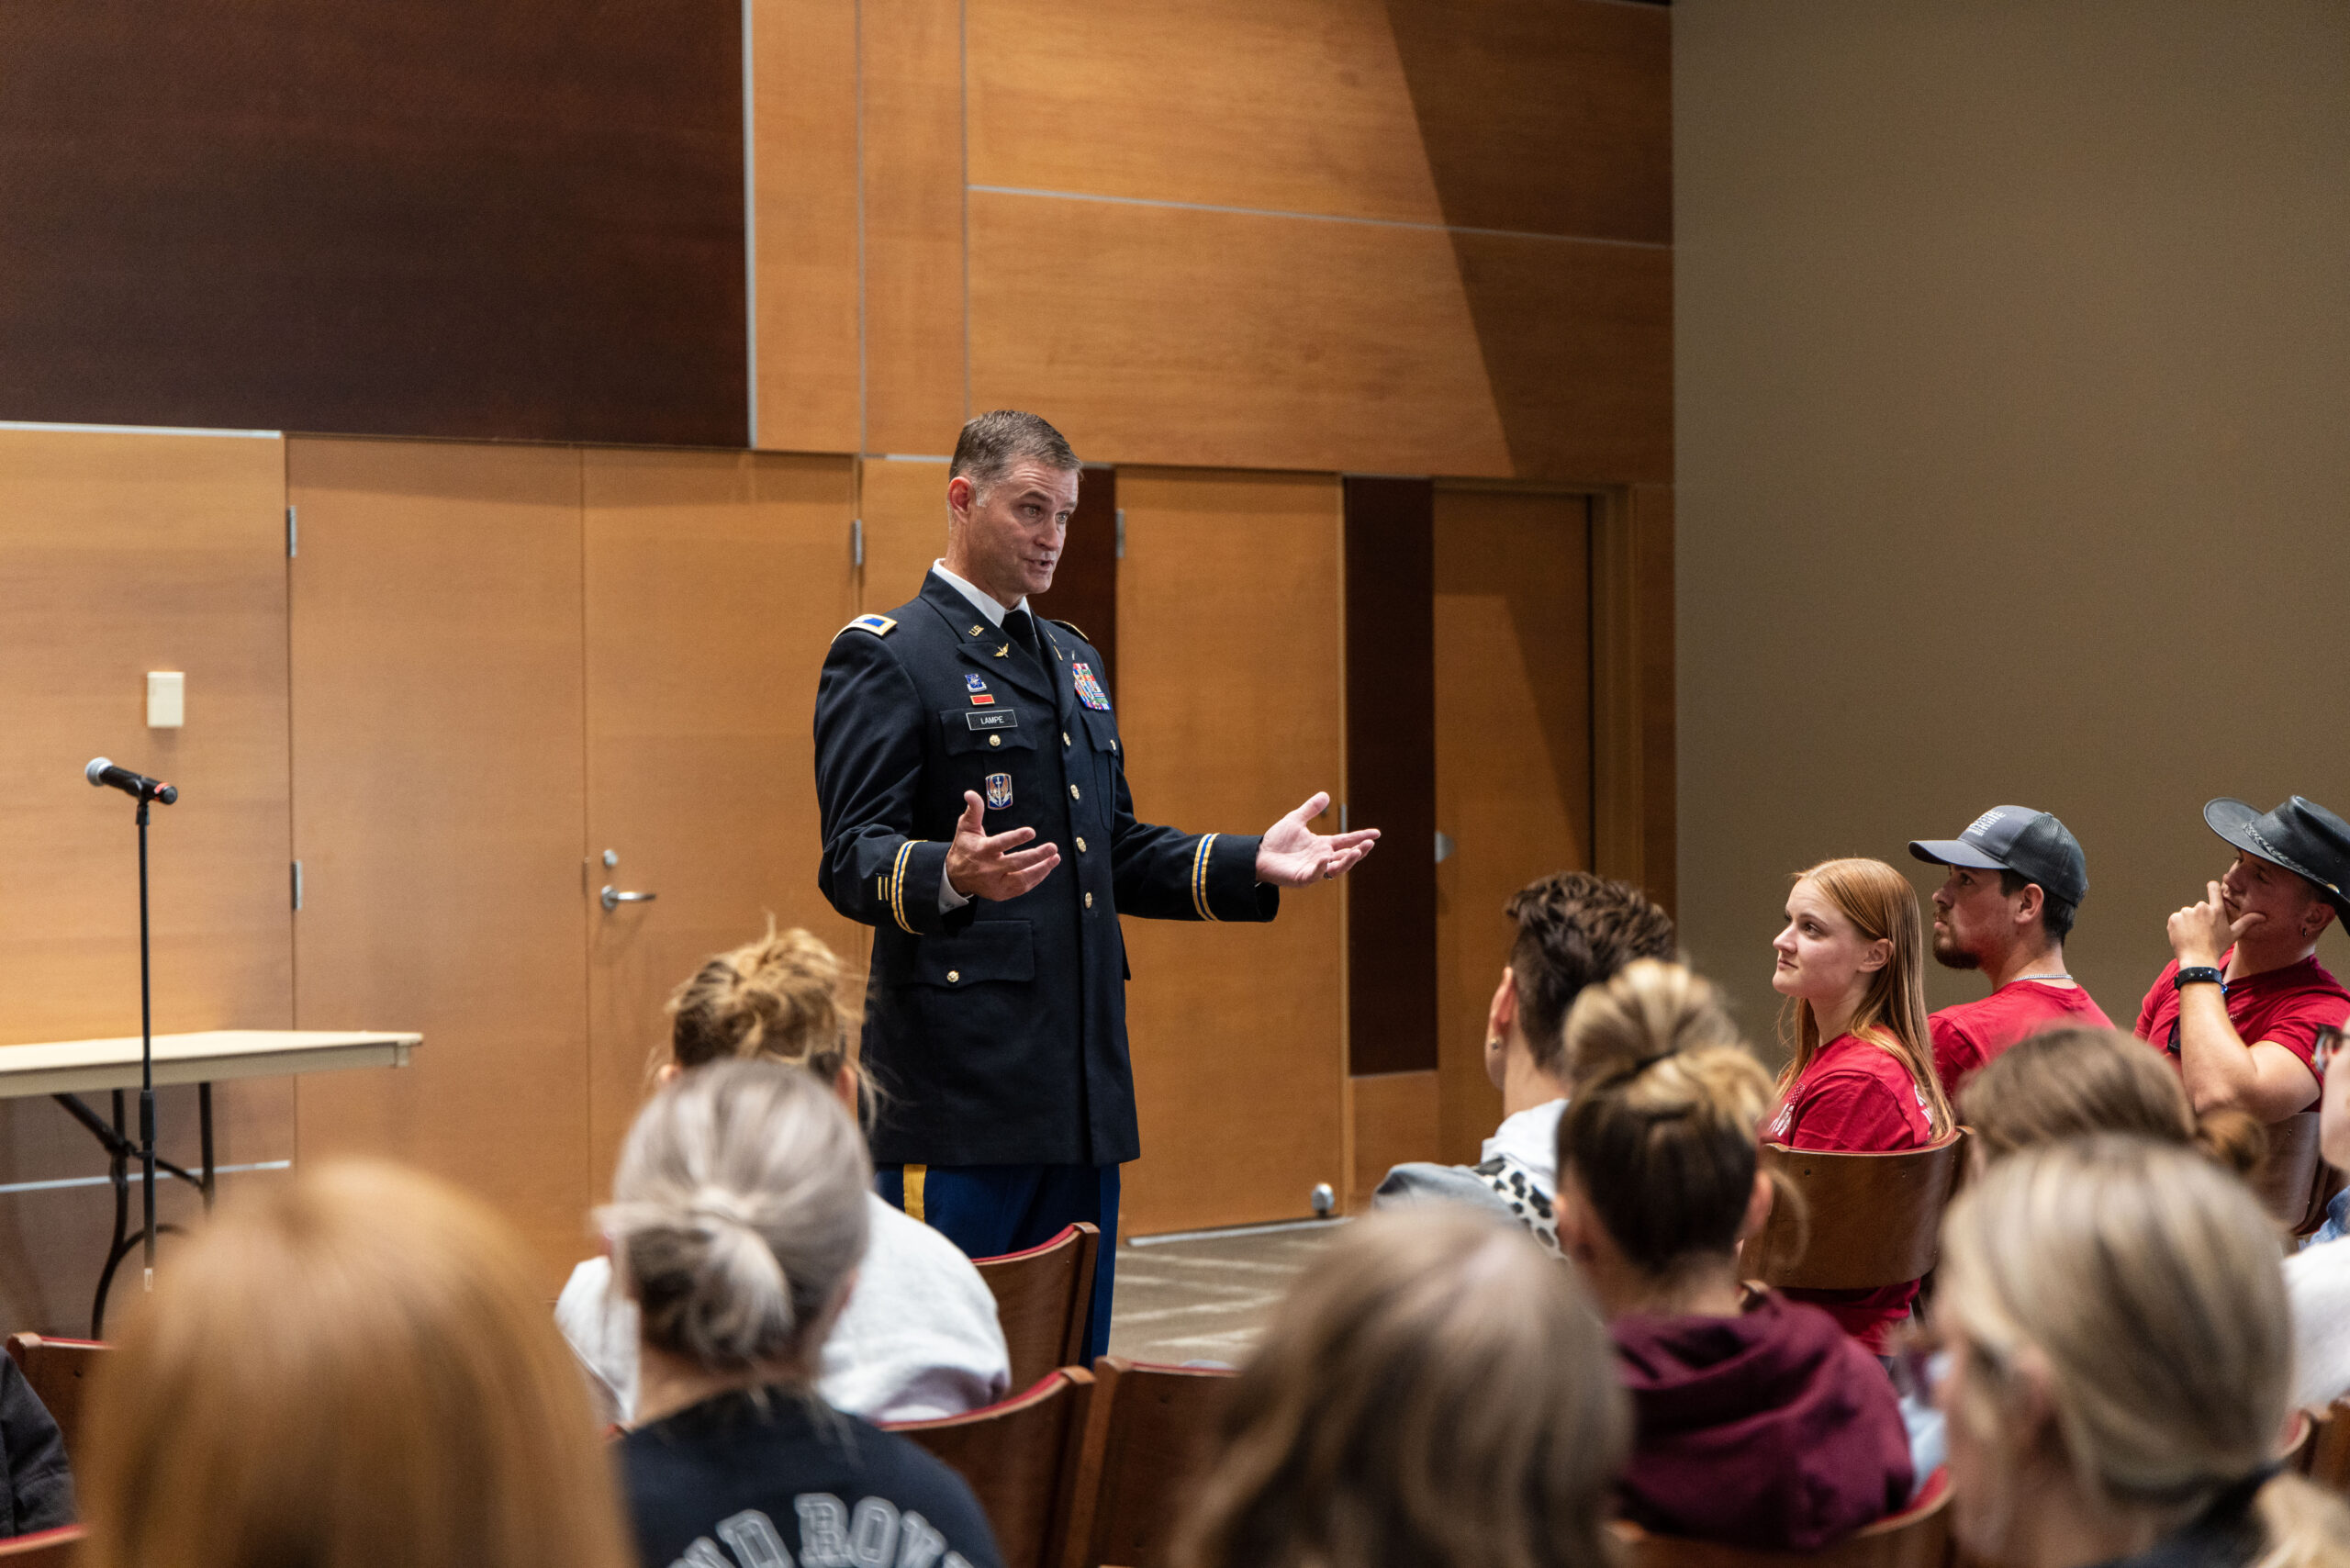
xmin=1072 ymin=662 xmax=1112 ymax=711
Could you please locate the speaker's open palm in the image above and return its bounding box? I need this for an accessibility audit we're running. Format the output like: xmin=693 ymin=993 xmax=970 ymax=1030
xmin=1254 ymin=791 xmax=1381 ymax=887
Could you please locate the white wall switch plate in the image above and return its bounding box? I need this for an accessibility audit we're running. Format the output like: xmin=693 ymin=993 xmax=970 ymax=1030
xmin=147 ymin=671 xmax=185 ymax=728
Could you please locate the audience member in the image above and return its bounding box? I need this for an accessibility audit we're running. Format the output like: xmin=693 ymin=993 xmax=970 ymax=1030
xmin=1173 ymin=1209 xmax=1624 ymax=1568
xmin=2137 ymin=797 xmax=2350 ymax=1124
xmin=2287 ymin=1028 xmax=2350 ymax=1412
xmin=1375 ymin=870 xmax=1676 ymax=1252
xmin=78 ymin=1161 xmax=633 ymax=1568
xmin=610 ymin=1059 xmax=1002 ymax=1568
xmin=1936 ymin=1137 xmax=2350 ymax=1568
xmin=1766 ymin=857 xmax=1955 ymax=1354
xmin=1555 ymin=960 xmax=1912 ymax=1550
xmin=0 ymin=1347 xmax=71 ymax=1537
xmin=1909 ymin=806 xmax=2109 ymax=1095
xmin=559 ymin=926 xmax=1009 ymax=1424
xmin=1958 ymin=1025 xmax=2264 ymax=1178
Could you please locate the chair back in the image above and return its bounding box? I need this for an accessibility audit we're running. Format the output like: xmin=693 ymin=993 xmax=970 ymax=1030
xmin=6 ymin=1335 xmax=109 ymax=1462
xmin=0 ymin=1526 xmax=83 ymax=1565
xmin=974 ymin=1224 xmax=1100 ymax=1392
xmin=888 ymin=1368 xmax=1094 ymax=1568
xmin=1738 ymin=1131 xmax=1967 ymax=1291
xmin=2304 ymin=1397 xmax=2350 ymax=1493
xmin=1614 ymin=1468 xmax=1952 ymax=1568
xmin=1066 ymin=1358 xmax=1237 ymax=1568
xmin=2254 ymin=1114 xmax=2333 ymax=1237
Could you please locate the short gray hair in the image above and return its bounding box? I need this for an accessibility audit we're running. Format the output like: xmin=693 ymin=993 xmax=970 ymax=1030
xmin=602 ymin=1058 xmax=870 ymax=1371
xmin=950 ymin=409 xmax=1079 ymax=496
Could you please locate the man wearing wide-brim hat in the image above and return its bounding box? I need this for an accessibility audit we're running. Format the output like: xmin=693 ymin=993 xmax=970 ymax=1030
xmin=2136 ymin=796 xmax=2350 ymax=1124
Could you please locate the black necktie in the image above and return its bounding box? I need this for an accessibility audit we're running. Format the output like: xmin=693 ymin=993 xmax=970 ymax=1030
xmin=1003 ymin=609 xmax=1041 ymax=662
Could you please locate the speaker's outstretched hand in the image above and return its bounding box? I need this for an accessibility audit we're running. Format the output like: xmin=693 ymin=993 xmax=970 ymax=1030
xmin=946 ymin=791 xmax=1060 ymax=900
xmin=1254 ymin=791 xmax=1380 ymax=887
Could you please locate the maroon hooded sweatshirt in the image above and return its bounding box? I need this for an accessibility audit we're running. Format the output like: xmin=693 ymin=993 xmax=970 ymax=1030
xmin=1610 ymin=1289 xmax=1913 ymax=1551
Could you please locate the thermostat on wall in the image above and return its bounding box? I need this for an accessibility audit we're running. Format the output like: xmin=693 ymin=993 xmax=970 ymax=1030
xmin=147 ymin=671 xmax=185 ymax=728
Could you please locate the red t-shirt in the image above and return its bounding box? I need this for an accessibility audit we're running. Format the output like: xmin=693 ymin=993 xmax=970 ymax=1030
xmin=1929 ymin=980 xmax=2114 ymax=1097
xmin=2134 ymin=950 xmax=2350 ymax=1092
xmin=1764 ymin=1031 xmax=1937 ymax=1355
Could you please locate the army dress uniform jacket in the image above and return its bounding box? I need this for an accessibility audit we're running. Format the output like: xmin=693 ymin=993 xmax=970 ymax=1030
xmin=815 ymin=571 xmax=1276 ymax=1167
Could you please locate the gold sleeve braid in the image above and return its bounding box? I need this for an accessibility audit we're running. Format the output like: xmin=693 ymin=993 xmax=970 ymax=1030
xmin=1190 ymin=833 xmax=1222 ymax=922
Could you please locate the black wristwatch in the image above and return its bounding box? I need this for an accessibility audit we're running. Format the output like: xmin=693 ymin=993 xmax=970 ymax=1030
xmin=2174 ymin=966 xmax=2226 ymax=992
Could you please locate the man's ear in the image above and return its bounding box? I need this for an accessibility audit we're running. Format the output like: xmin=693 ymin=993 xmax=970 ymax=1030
xmin=2307 ymin=899 xmax=2338 ymax=940
xmin=2013 ymin=882 xmax=2045 ymax=926
xmin=1489 ymin=967 xmax=1518 ymax=1036
xmin=655 ymin=1061 xmax=682 ymax=1086
xmin=946 ymin=474 xmax=976 ymax=522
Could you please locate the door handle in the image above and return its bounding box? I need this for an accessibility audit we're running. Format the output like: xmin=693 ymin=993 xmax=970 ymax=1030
xmin=600 ymin=886 xmax=657 ymax=912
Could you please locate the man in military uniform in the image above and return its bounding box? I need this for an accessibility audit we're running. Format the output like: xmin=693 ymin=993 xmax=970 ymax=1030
xmin=814 ymin=410 xmax=1378 ymax=1358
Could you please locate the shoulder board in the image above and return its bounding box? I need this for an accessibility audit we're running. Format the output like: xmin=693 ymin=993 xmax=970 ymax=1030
xmin=837 ymin=614 xmax=898 ymax=638
xmin=1048 ymin=618 xmax=1089 ymax=643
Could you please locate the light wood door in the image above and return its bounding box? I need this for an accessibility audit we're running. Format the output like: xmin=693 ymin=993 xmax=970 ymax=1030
xmin=288 ymin=437 xmax=592 ymax=1291
xmin=0 ymin=427 xmax=293 ymax=1334
xmin=1433 ymin=487 xmax=1592 ymax=1163
xmin=1115 ymin=469 xmax=1347 ymax=1235
xmin=581 ymin=449 xmax=860 ymax=1199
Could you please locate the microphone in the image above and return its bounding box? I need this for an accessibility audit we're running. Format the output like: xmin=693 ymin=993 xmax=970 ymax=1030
xmin=85 ymin=758 xmax=177 ymax=805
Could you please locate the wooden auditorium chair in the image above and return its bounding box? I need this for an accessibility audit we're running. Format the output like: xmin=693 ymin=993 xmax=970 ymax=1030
xmin=886 ymin=1368 xmax=1095 ymax=1568
xmin=973 ymin=1224 xmax=1100 ymax=1393
xmin=1613 ymin=1468 xmax=1953 ymax=1568
xmin=1063 ymin=1358 xmax=1237 ymax=1568
xmin=0 ymin=1526 xmax=82 ymax=1565
xmin=2253 ymin=1113 xmax=2343 ymax=1238
xmin=1736 ymin=1131 xmax=1968 ymax=1291
xmin=2299 ymin=1397 xmax=2350 ymax=1493
xmin=5 ymin=1335 xmax=109 ymax=1463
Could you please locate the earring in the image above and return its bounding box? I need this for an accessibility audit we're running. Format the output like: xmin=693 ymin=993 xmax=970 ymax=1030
xmin=1485 ymin=1036 xmax=1505 ymax=1052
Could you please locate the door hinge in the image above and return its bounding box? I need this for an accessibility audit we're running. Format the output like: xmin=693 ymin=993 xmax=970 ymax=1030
xmin=852 ymin=517 xmax=865 ymax=568
xmin=1114 ymin=508 xmax=1126 ymax=560
xmin=285 ymin=505 xmax=298 ymax=558
xmin=290 ymin=859 xmax=304 ymax=912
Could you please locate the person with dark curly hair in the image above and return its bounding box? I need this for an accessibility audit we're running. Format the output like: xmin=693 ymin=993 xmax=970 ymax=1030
xmin=1374 ymin=869 xmax=1676 ymax=1253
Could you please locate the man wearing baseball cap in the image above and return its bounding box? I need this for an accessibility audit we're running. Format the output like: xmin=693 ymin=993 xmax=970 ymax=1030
xmin=1910 ymin=805 xmax=2110 ymax=1095
xmin=2136 ymin=796 xmax=2350 ymax=1124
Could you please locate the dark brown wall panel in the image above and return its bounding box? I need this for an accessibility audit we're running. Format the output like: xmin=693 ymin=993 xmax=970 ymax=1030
xmin=1344 ymin=476 xmax=1438 ymax=1075
xmin=0 ymin=2 xmax=745 ymax=445
xmin=1029 ymin=466 xmax=1118 ymax=697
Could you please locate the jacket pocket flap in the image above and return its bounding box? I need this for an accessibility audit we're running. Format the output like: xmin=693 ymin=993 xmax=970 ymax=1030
xmin=907 ymin=920 xmax=1036 ymax=986
xmin=941 ymin=709 xmax=1038 ymax=755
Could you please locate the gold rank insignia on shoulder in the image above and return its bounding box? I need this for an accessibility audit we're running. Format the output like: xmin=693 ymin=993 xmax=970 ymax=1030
xmin=838 ymin=614 xmax=897 ymax=637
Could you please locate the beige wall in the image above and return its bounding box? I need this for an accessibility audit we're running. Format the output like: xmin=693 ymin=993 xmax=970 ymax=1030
xmin=1673 ymin=3 xmax=2350 ymax=1043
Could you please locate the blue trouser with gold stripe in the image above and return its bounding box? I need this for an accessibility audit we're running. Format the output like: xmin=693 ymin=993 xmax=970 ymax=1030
xmin=874 ymin=1161 xmax=1118 ymax=1367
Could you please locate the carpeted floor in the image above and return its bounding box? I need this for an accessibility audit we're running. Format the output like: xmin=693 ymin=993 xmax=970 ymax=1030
xmin=1104 ymin=1220 xmax=1344 ymax=1365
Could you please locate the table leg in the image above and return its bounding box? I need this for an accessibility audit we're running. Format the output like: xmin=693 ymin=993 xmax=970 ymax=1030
xmin=199 ymin=1081 xmax=216 ymax=1212
xmin=94 ymin=1091 xmax=130 ymax=1337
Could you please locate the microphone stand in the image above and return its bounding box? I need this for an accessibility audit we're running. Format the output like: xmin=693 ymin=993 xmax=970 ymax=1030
xmin=135 ymin=789 xmax=156 ymax=1294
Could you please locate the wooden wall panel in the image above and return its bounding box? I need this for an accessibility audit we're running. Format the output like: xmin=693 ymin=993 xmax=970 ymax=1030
xmin=1115 ymin=470 xmax=1347 ymax=1235
xmin=857 ymin=459 xmax=955 ymax=616
xmin=1343 ymin=477 xmax=1437 ymax=1076
xmin=969 ymin=0 xmax=1669 ymax=244
xmin=753 ymin=0 xmax=863 ymax=453
xmin=862 ymin=0 xmax=968 ymax=454
xmin=582 ymin=450 xmax=861 ymax=1197
xmin=288 ymin=438 xmax=591 ymax=1291
xmin=0 ymin=4 xmax=745 ymax=446
xmin=1345 ymin=1070 xmax=1439 ymax=1213
xmin=0 ymin=427 xmax=293 ymax=1335
xmin=1431 ymin=487 xmax=1591 ymax=1164
xmin=1595 ymin=484 xmax=1676 ymax=914
xmin=968 ymin=191 xmax=1670 ymax=482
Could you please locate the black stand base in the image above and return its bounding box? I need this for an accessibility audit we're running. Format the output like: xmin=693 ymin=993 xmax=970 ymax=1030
xmin=53 ymin=1080 xmax=214 ymax=1337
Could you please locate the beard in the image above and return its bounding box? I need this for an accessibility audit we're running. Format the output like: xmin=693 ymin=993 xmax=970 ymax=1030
xmin=1932 ymin=928 xmax=1983 ymax=970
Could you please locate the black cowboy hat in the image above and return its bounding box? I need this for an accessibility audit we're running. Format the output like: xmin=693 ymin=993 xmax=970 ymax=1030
xmin=2203 ymin=796 xmax=2350 ymax=924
